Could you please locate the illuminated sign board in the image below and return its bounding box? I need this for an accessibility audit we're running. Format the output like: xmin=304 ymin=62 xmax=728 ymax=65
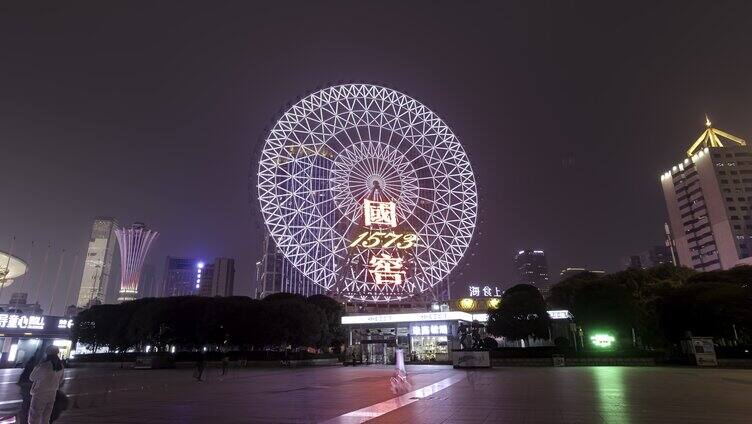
xmin=468 ymin=285 xmax=503 ymax=297
xmin=342 ymin=311 xmax=478 ymax=325
xmin=342 ymin=310 xmax=571 ymax=325
xmin=547 ymin=310 xmax=573 ymax=320
xmin=590 ymin=334 xmax=615 ymax=348
xmin=458 ymin=298 xmax=477 ymax=311
xmin=0 ymin=315 xmax=73 ymax=334
xmin=350 ymin=199 xmax=416 ymax=288
xmin=368 ymin=253 xmax=405 ymax=285
xmin=412 ymin=324 xmax=448 ymax=335
xmin=363 ymin=199 xmax=397 ymax=227
xmin=0 ymin=314 xmax=45 ymax=330
xmin=349 ymin=231 xmax=417 ymax=249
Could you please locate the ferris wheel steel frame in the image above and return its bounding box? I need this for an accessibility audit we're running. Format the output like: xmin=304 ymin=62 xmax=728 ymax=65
xmin=257 ymin=84 xmax=477 ymax=302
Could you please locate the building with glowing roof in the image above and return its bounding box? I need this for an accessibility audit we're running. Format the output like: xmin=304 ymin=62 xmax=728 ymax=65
xmin=660 ymin=117 xmax=751 ymax=271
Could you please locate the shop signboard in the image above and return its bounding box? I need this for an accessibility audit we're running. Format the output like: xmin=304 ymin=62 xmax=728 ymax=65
xmin=0 ymin=314 xmax=72 ymax=335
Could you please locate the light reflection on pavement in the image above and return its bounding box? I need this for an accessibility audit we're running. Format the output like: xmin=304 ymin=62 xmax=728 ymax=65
xmin=0 ymin=366 xmax=750 ymax=423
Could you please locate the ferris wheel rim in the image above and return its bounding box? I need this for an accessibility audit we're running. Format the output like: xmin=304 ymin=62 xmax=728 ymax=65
xmin=256 ymin=83 xmax=478 ymax=302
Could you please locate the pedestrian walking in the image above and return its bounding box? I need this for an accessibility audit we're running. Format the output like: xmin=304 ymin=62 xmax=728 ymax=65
xmin=28 ymin=345 xmax=64 ymax=424
xmin=16 ymin=353 xmax=40 ymax=424
xmin=194 ymin=353 xmax=206 ymax=382
xmin=220 ymin=355 xmax=229 ymax=376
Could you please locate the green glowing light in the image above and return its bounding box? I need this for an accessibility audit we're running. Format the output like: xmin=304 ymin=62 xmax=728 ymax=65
xmin=590 ymin=334 xmax=615 ymax=348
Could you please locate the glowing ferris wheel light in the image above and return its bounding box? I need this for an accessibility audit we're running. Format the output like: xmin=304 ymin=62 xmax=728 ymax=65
xmin=257 ymin=84 xmax=478 ymax=302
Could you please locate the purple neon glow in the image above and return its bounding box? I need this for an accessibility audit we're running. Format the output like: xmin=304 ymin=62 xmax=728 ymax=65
xmin=114 ymin=222 xmax=158 ymax=300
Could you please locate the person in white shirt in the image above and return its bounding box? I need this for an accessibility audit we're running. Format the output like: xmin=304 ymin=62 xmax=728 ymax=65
xmin=28 ymin=345 xmax=64 ymax=424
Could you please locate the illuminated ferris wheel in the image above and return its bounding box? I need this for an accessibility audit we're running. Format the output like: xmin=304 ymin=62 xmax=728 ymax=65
xmin=257 ymin=84 xmax=477 ymax=302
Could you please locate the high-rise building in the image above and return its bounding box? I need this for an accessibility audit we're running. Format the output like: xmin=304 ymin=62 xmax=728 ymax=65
xmin=514 ymin=249 xmax=550 ymax=289
xmin=138 ymin=264 xmax=157 ymax=298
xmin=198 ymin=258 xmax=235 ymax=297
xmin=0 ymin=292 xmax=42 ymax=314
xmin=620 ymin=245 xmax=673 ymax=270
xmin=76 ymin=217 xmax=118 ymax=308
xmin=256 ymin=233 xmax=323 ymax=298
xmin=115 ymin=222 xmax=158 ymax=302
xmin=660 ymin=118 xmax=751 ymax=271
xmin=559 ymin=267 xmax=605 ymax=282
xmin=162 ymin=257 xmax=200 ymax=297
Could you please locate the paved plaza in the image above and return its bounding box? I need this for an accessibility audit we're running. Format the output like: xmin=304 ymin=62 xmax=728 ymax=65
xmin=0 ymin=365 xmax=750 ymax=423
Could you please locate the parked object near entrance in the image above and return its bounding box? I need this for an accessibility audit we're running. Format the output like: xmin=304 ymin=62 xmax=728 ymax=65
xmin=452 ymin=350 xmax=490 ymax=368
xmin=684 ymin=337 xmax=718 ymax=366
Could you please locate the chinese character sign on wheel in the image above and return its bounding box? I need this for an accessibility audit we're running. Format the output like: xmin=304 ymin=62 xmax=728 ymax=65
xmin=369 ymin=253 xmax=406 ymax=285
xmin=364 ymin=199 xmax=397 ymax=227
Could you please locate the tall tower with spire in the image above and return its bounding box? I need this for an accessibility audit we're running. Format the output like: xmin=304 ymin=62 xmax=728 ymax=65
xmin=660 ymin=117 xmax=750 ymax=271
xmin=115 ymin=222 xmax=158 ymax=302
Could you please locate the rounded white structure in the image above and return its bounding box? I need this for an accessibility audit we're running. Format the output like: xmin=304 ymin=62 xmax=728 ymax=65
xmin=257 ymin=84 xmax=477 ymax=302
xmin=0 ymin=251 xmax=28 ymax=288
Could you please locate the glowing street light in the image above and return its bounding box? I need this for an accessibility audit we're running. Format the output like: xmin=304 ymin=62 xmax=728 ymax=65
xmin=590 ymin=333 xmax=616 ymax=348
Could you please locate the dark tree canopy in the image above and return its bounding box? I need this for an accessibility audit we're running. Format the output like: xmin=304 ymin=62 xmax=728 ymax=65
xmin=487 ymin=284 xmax=551 ymax=341
xmin=546 ymin=264 xmax=752 ymax=347
xmin=72 ymin=295 xmax=344 ymax=353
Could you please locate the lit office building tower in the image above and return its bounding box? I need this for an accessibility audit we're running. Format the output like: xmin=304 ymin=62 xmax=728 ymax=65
xmin=660 ymin=118 xmax=751 ymax=271
xmin=198 ymin=258 xmax=235 ymax=297
xmin=514 ymin=249 xmax=550 ymax=288
xmin=256 ymin=233 xmax=324 ymax=298
xmin=138 ymin=264 xmax=157 ymax=298
xmin=76 ymin=217 xmax=118 ymax=308
xmin=115 ymin=222 xmax=159 ymax=302
xmin=255 ymin=145 xmax=332 ymax=298
xmin=162 ymin=257 xmax=200 ymax=297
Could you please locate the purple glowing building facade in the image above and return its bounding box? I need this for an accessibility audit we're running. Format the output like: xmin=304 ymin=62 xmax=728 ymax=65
xmin=115 ymin=222 xmax=159 ymax=302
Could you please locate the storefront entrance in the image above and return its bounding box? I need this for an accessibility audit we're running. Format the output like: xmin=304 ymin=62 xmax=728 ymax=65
xmin=361 ymin=340 xmax=396 ymax=364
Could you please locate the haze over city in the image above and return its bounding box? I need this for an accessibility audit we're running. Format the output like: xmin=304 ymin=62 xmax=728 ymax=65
xmin=3 ymin=2 xmax=752 ymax=307
xmin=2 ymin=2 xmax=752 ymax=424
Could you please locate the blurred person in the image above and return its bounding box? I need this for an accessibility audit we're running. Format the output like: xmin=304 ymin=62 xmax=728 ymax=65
xmin=28 ymin=345 xmax=64 ymax=424
xmin=389 ymin=348 xmax=412 ymax=395
xmin=194 ymin=353 xmax=206 ymax=382
xmin=16 ymin=352 xmax=41 ymax=424
xmin=220 ymin=355 xmax=229 ymax=376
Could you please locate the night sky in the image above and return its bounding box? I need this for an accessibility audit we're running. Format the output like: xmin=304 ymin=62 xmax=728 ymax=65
xmin=3 ymin=1 xmax=752 ymax=313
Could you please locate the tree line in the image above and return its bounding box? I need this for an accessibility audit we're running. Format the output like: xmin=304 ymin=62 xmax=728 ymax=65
xmin=488 ymin=264 xmax=752 ymax=349
xmin=73 ymin=293 xmax=345 ymax=353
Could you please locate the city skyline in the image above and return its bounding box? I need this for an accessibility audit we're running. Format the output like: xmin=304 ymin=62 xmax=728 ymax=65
xmin=3 ymin=2 xmax=752 ymax=303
